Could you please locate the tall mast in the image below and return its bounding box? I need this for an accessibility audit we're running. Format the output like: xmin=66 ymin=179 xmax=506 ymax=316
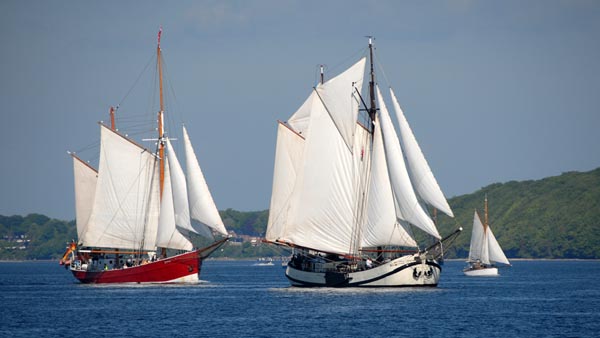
xmin=320 ymin=65 xmax=324 ymax=84
xmin=368 ymin=37 xmax=377 ymax=123
xmin=157 ymin=27 xmax=165 ymax=199
xmin=484 ymin=194 xmax=489 ymax=232
xmin=109 ymin=106 xmax=116 ymax=130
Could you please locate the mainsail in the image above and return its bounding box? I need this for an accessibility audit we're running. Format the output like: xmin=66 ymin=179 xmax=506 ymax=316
xmin=376 ymin=86 xmax=440 ymax=239
xmin=183 ymin=126 xmax=228 ymax=236
xmin=81 ymin=124 xmax=160 ymax=251
xmin=284 ymin=84 xmax=358 ymax=254
xmin=389 ymin=88 xmax=454 ymax=217
xmin=266 ymin=58 xmax=366 ymax=254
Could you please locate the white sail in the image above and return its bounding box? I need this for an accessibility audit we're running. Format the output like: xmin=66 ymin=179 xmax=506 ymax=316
xmin=266 ymin=122 xmax=305 ymax=242
xmin=287 ymin=91 xmax=318 ymax=136
xmin=361 ymin=117 xmax=417 ymax=248
xmin=315 ymin=57 xmax=366 ymax=150
xmin=164 ymin=138 xmax=193 ymax=233
xmin=468 ymin=209 xmax=510 ymax=266
xmin=81 ymin=124 xmax=160 ymax=251
xmin=156 ymin=157 xmax=193 ymax=251
xmin=284 ymin=91 xmax=358 ymax=254
xmin=183 ymin=126 xmax=228 ymax=236
xmin=486 ymin=224 xmax=510 ymax=265
xmin=376 ymin=86 xmax=440 ymax=239
xmin=389 ymin=88 xmax=454 ymax=218
xmin=468 ymin=211 xmax=489 ymax=264
xmin=72 ymin=155 xmax=97 ymax=240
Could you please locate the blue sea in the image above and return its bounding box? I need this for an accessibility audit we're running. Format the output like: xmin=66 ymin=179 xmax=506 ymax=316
xmin=0 ymin=260 xmax=598 ymax=338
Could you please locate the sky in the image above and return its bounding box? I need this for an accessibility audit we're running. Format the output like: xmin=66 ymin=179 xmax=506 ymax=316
xmin=1 ymin=0 xmax=599 ymax=221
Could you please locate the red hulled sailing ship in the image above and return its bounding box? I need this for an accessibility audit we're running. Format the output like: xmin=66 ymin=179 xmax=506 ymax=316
xmin=60 ymin=29 xmax=228 ymax=283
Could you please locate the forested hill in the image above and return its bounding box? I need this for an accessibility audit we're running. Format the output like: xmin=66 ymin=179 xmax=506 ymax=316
xmin=1 ymin=168 xmax=599 ymax=260
xmin=437 ymin=168 xmax=600 ymax=259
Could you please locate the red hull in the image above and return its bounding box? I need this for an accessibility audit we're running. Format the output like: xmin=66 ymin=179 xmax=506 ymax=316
xmin=72 ymin=250 xmax=201 ymax=284
xmin=70 ymin=238 xmax=227 ymax=284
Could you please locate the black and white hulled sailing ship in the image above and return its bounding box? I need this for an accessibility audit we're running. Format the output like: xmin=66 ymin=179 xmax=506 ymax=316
xmin=265 ymin=38 xmax=461 ymax=287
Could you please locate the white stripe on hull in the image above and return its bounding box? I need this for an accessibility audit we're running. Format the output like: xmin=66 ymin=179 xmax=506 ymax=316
xmin=161 ymin=272 xmax=200 ymax=283
xmin=286 ymin=255 xmax=441 ymax=287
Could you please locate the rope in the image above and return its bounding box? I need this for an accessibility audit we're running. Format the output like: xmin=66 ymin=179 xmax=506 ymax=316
xmin=117 ymin=52 xmax=155 ymax=110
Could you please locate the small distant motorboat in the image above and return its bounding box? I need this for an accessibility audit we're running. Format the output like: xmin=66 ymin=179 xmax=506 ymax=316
xmin=253 ymin=258 xmax=274 ymax=266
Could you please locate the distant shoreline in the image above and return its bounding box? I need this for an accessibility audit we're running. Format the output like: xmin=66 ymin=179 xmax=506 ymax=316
xmin=2 ymin=258 xmax=599 ymax=263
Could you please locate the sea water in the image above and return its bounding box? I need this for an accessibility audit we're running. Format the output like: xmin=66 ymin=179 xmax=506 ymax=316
xmin=0 ymin=260 xmax=598 ymax=338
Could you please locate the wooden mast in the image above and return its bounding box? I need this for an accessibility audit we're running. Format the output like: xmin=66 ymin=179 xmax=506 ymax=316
xmin=484 ymin=194 xmax=489 ymax=232
xmin=109 ymin=106 xmax=116 ymax=130
xmin=157 ymin=28 xmax=167 ymax=259
xmin=157 ymin=28 xmax=165 ymax=199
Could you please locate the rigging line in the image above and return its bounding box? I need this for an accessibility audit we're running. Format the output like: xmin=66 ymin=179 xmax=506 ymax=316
xmin=350 ymin=123 xmax=374 ymax=257
xmin=132 ymin=153 xmax=154 ymax=252
xmin=372 ymin=49 xmax=394 ymax=90
xmin=73 ymin=140 xmax=100 ymax=155
xmin=117 ymin=52 xmax=156 ymax=109
xmin=160 ymin=52 xmax=185 ymax=124
xmin=325 ymin=46 xmax=368 ymax=79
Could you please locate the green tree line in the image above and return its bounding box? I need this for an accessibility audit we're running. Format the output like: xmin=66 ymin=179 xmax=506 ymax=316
xmin=1 ymin=168 xmax=599 ymax=260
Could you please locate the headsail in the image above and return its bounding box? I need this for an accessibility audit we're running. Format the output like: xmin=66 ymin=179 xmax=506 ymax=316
xmin=164 ymin=138 xmax=194 ymax=233
xmin=376 ymin=86 xmax=440 ymax=239
xmin=389 ymin=88 xmax=454 ymax=217
xmin=156 ymin=157 xmax=193 ymax=251
xmin=361 ymin=117 xmax=417 ymax=248
xmin=486 ymin=226 xmax=510 ymax=265
xmin=183 ymin=126 xmax=228 ymax=236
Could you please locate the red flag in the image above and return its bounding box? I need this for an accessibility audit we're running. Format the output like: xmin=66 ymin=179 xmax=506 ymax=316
xmin=157 ymin=26 xmax=162 ymax=46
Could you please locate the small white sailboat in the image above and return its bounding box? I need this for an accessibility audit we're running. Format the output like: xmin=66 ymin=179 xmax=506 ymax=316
xmin=464 ymin=196 xmax=511 ymax=276
xmin=265 ymin=38 xmax=461 ymax=287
